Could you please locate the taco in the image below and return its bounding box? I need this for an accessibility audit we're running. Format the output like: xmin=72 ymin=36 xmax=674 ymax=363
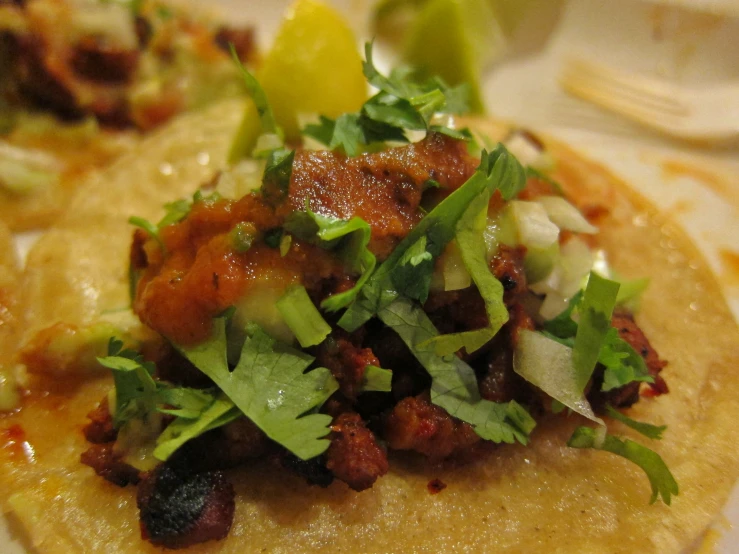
xmin=0 ymin=0 xmax=257 ymax=230
xmin=1 ymin=44 xmax=738 ymax=554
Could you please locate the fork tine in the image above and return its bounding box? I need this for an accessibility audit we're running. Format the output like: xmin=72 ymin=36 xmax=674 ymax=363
xmin=561 ymin=77 xmax=681 ymax=132
xmin=562 ymin=58 xmax=688 ymax=115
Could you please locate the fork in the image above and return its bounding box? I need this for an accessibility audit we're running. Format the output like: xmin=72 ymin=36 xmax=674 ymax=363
xmin=559 ymin=57 xmax=739 ymax=143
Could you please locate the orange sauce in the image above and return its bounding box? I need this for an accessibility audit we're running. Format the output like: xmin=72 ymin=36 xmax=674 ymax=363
xmin=660 ymin=160 xmax=739 ymax=212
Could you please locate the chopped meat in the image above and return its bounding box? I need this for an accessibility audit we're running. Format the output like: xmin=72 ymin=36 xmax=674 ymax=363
xmin=12 ymin=35 xmax=83 ymax=120
xmin=384 ymin=393 xmax=480 ymax=460
xmin=363 ymin=322 xmax=430 ymax=401
xmin=589 ymin=312 xmax=668 ymax=411
xmin=490 ymin=245 xmax=528 ymax=304
xmin=424 ymin=287 xmax=489 ymax=338
xmin=137 ymin=464 xmax=234 ymax=550
xmin=315 ymin=333 xmax=381 ymax=400
xmin=282 ymin=132 xmax=478 ymax=258
xmin=279 ymin=452 xmax=334 ymax=488
xmin=170 ymin=418 xmax=268 ymax=472
xmin=80 ymin=443 xmax=141 ymax=487
xmin=326 ymin=412 xmax=388 ymax=491
xmin=70 ymin=37 xmax=139 ymax=84
xmin=82 ymin=397 xmax=117 ymax=444
xmin=477 ymin=303 xmax=536 ymax=404
xmin=214 ymin=26 xmax=255 ymax=62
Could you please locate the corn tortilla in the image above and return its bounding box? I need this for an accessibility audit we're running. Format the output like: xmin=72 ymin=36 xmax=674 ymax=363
xmin=0 ymin=108 xmax=737 ymax=553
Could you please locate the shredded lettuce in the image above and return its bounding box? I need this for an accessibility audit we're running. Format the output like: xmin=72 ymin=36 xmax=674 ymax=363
xmin=176 ymin=318 xmax=339 ymax=460
xmin=276 ymin=285 xmax=331 ymax=348
xmin=339 ymin=144 xmax=525 ymax=332
xmin=363 ymin=365 xmax=393 ymax=392
xmin=424 ymin=193 xmax=508 ymax=356
xmin=379 ymin=297 xmax=535 ymax=444
xmin=568 ymin=426 xmax=678 ymax=505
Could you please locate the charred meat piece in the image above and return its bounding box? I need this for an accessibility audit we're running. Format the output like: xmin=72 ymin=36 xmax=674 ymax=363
xmin=12 ymin=35 xmax=83 ymax=120
xmin=326 ymin=412 xmax=388 ymax=492
xmin=490 ymin=245 xmax=529 ymax=304
xmin=82 ymin=397 xmax=117 ymax=444
xmin=384 ymin=393 xmax=480 ymax=460
xmin=589 ymin=312 xmax=668 ymax=411
xmin=279 ymin=452 xmax=334 ymax=488
xmin=80 ymin=444 xmax=141 ymax=487
xmin=315 ymin=332 xmax=381 ymax=400
xmin=70 ymin=37 xmax=139 ymax=84
xmin=137 ymin=464 xmax=235 ymax=550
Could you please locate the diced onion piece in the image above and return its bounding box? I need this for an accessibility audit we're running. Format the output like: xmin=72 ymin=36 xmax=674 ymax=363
xmin=539 ymin=290 xmax=570 ymax=321
xmin=503 ymin=131 xmax=544 ymax=167
xmin=70 ymin=4 xmax=138 ymax=50
xmin=484 ymin=210 xmax=517 ymax=259
xmin=254 ymin=133 xmax=284 ymax=156
xmin=442 ymin=240 xmax=471 ymax=291
xmin=537 ymin=196 xmax=598 ymax=234
xmin=513 ymin=330 xmax=601 ymax=424
xmin=509 ymin=200 xmax=559 ymax=249
xmin=559 ymin=237 xmax=594 ymax=298
xmin=216 ymin=160 xmax=264 ymax=200
xmin=591 ymin=249 xmax=612 ymax=278
xmin=524 ymin=242 xmax=559 ymax=284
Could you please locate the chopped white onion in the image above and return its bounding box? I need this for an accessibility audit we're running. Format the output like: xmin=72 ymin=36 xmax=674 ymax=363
xmin=69 ymin=3 xmax=138 ymax=50
xmin=509 ymin=200 xmax=559 ymax=249
xmin=503 ymin=131 xmax=544 ymax=167
xmin=216 ymin=159 xmax=264 ymax=199
xmin=537 ymin=196 xmax=598 ymax=234
xmin=559 ymin=237 xmax=594 ymax=298
xmin=513 ymin=330 xmax=601 ymax=424
xmin=442 ymin=241 xmax=471 ymax=291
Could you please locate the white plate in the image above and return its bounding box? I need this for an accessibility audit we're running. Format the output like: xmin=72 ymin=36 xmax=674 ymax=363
xmin=3 ymin=0 xmax=738 ymax=552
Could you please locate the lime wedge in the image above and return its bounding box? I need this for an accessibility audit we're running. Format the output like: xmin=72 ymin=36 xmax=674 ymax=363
xmin=257 ymin=0 xmax=367 ymax=140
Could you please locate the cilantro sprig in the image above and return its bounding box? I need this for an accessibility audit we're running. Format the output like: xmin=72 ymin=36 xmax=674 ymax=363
xmin=303 ymin=42 xmax=471 ymax=156
xmin=176 ymin=318 xmax=339 ymax=460
xmin=568 ymin=426 xmax=678 ymax=505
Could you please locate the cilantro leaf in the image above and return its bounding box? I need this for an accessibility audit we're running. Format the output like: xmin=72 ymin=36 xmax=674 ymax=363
xmin=542 ymin=290 xmax=583 ymax=338
xmin=599 ymin=328 xmax=654 ymax=391
xmin=284 ymin=209 xmax=377 ymax=312
xmin=154 ymin=394 xmax=241 ymax=461
xmin=362 ymin=365 xmax=393 ymax=393
xmin=339 ymin=144 xmax=525 ymax=332
xmin=604 ymin=405 xmax=666 ymax=440
xmin=423 ymin=192 xmax=508 ymax=356
xmin=571 ymin=272 xmax=620 ymax=392
xmin=157 ymin=387 xmax=218 ymax=419
xmin=303 ymin=42 xmax=471 ymax=156
xmin=97 ymin=338 xmax=158 ymax=426
xmin=261 ymin=148 xmax=295 ymax=202
xmin=568 ymin=426 xmax=678 ymax=505
xmin=379 ymin=297 xmax=535 ymax=444
xmin=176 ymin=319 xmax=339 ymax=460
xmin=229 ymin=45 xmax=279 ymax=136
